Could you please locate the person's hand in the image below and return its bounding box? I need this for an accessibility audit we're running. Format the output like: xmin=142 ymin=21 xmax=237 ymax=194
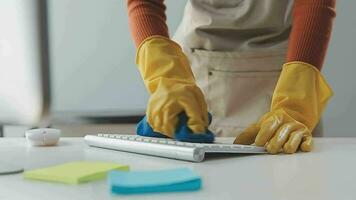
xmin=136 ymin=36 xmax=209 ymax=139
xmin=136 ymin=113 xmax=215 ymax=143
xmin=234 ymin=62 xmax=333 ymax=154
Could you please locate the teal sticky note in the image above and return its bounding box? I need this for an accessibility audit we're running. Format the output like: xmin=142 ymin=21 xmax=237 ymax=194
xmin=108 ymin=168 xmax=201 ymax=194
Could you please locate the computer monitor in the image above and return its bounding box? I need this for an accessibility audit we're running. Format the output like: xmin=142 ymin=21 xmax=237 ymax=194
xmin=0 ymin=0 xmax=50 ymax=131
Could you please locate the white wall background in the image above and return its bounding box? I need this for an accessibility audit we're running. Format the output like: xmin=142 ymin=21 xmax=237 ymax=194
xmin=48 ymin=0 xmax=356 ymax=137
xmin=48 ymin=0 xmax=186 ymax=116
xmin=322 ymin=0 xmax=356 ymax=137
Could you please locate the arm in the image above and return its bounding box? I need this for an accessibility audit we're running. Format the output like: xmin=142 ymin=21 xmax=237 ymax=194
xmin=287 ymin=0 xmax=336 ymax=69
xmin=126 ymin=0 xmax=212 ymax=142
xmin=235 ymin=0 xmax=336 ymax=154
xmin=127 ymin=0 xmax=169 ymax=47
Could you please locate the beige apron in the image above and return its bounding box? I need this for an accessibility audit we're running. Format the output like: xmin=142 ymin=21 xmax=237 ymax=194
xmin=173 ymin=0 xmax=323 ymax=137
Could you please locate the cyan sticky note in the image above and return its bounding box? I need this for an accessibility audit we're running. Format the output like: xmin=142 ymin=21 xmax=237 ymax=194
xmin=24 ymin=161 xmax=129 ymax=184
xmin=108 ymin=168 xmax=202 ymax=194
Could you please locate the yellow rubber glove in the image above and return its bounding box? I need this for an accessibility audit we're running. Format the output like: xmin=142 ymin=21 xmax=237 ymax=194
xmin=234 ymin=61 xmax=333 ymax=154
xmin=136 ymin=36 xmax=208 ymax=138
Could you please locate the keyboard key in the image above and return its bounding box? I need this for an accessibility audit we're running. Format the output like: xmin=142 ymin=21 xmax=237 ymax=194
xmin=185 ymin=143 xmax=195 ymax=147
xmin=222 ymin=146 xmax=232 ymax=151
xmin=167 ymin=141 xmax=175 ymax=145
xmin=158 ymin=140 xmax=167 ymax=144
xmin=194 ymin=144 xmax=205 ymax=148
xmin=176 ymin=142 xmax=185 ymax=146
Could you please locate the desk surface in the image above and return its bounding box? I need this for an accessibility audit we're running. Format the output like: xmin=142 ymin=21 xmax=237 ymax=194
xmin=0 ymin=137 xmax=356 ymax=200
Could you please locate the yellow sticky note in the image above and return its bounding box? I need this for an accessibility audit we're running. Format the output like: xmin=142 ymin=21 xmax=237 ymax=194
xmin=23 ymin=161 xmax=129 ymax=184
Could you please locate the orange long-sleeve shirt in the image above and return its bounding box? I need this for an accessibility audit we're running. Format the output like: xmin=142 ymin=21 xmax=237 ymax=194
xmin=127 ymin=0 xmax=336 ymax=70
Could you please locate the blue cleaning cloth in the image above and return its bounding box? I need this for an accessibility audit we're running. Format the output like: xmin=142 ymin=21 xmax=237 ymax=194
xmin=136 ymin=113 xmax=214 ymax=143
xmin=108 ymin=168 xmax=201 ymax=195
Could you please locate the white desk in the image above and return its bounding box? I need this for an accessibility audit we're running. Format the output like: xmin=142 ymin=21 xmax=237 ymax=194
xmin=1 ymin=137 xmax=356 ymax=200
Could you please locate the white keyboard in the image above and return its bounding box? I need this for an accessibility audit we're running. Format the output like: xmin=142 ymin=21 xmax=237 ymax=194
xmin=84 ymin=134 xmax=265 ymax=162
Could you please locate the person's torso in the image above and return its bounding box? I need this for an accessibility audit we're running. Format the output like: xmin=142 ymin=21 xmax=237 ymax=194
xmin=174 ymin=0 xmax=293 ymax=52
